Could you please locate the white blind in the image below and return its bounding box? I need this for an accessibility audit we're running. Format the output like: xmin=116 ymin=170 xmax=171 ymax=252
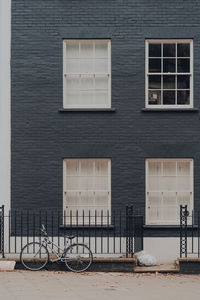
xmin=63 ymin=159 xmax=111 ymax=223
xmin=146 ymin=159 xmax=193 ymax=225
xmin=63 ymin=40 xmax=111 ymax=108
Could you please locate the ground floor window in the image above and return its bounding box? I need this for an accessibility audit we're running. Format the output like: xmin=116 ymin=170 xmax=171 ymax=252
xmin=63 ymin=158 xmax=111 ymax=224
xmin=146 ymin=158 xmax=193 ymax=225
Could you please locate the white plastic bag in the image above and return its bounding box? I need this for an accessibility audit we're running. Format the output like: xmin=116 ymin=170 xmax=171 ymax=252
xmin=135 ymin=250 xmax=157 ymax=266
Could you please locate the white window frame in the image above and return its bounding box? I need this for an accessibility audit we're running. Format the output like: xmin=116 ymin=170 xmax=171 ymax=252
xmin=145 ymin=39 xmax=193 ymax=109
xmin=63 ymin=158 xmax=111 ymax=224
xmin=145 ymin=158 xmax=194 ymax=225
xmin=63 ymin=39 xmax=111 ymax=109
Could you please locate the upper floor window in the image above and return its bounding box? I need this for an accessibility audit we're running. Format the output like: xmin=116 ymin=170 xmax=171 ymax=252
xmin=63 ymin=40 xmax=111 ymax=108
xmin=146 ymin=39 xmax=193 ymax=108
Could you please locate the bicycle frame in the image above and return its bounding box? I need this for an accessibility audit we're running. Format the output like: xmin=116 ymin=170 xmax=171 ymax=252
xmin=39 ymin=235 xmax=75 ymax=263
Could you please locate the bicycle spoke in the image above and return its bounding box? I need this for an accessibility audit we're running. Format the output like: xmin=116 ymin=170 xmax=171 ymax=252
xmin=20 ymin=242 xmax=49 ymax=271
xmin=64 ymin=244 xmax=93 ymax=273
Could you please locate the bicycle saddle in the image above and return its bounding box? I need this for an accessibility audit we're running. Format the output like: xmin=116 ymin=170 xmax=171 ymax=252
xmin=66 ymin=235 xmax=76 ymax=240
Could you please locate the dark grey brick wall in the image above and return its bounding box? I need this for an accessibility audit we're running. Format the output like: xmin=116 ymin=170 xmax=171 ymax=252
xmin=11 ymin=0 xmax=200 ymax=235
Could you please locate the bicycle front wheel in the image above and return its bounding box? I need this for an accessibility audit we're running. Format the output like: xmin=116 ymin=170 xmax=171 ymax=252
xmin=20 ymin=242 xmax=49 ymax=271
xmin=65 ymin=243 xmax=93 ymax=273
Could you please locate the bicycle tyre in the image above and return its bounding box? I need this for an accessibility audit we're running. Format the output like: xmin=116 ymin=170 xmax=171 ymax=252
xmin=64 ymin=243 xmax=93 ymax=273
xmin=20 ymin=242 xmax=49 ymax=271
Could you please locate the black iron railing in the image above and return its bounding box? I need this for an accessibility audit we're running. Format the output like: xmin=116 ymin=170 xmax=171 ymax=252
xmin=1 ymin=206 xmax=143 ymax=257
xmin=180 ymin=205 xmax=200 ymax=258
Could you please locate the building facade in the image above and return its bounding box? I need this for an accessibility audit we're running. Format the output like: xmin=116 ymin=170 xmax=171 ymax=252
xmin=11 ymin=0 xmax=200 ymax=261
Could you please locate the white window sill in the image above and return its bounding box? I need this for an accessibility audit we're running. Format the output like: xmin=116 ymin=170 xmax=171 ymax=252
xmin=142 ymin=108 xmax=198 ymax=112
xmin=59 ymin=108 xmax=116 ymax=112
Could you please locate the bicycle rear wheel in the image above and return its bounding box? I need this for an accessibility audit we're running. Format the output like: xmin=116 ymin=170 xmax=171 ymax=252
xmin=20 ymin=242 xmax=49 ymax=271
xmin=65 ymin=243 xmax=93 ymax=272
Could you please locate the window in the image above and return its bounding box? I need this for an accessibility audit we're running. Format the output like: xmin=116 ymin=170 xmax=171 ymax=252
xmin=146 ymin=159 xmax=193 ymax=225
xmin=146 ymin=40 xmax=193 ymax=108
xmin=63 ymin=159 xmax=111 ymax=224
xmin=63 ymin=40 xmax=111 ymax=108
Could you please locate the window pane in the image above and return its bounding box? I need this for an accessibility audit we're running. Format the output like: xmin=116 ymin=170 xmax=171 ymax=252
xmin=94 ymin=92 xmax=108 ymax=106
xmin=177 ymin=176 xmax=191 ymax=191
xmin=177 ymin=43 xmax=190 ymax=57
xmin=163 ymin=91 xmax=175 ymax=105
xmin=163 ymin=206 xmax=177 ymax=221
xmin=148 ymin=177 xmax=163 ymax=191
xmin=163 ymin=192 xmax=176 ymax=205
xmin=163 ymin=192 xmax=177 ymax=221
xmin=163 ymin=59 xmax=176 ymax=73
xmin=149 ymin=44 xmax=161 ymax=57
xmin=66 ymin=192 xmax=79 ymax=207
xmin=163 ymin=44 xmax=175 ymax=57
xmin=95 ymin=41 xmax=108 ymax=58
xmin=161 ymin=177 xmax=177 ymax=191
xmin=149 ymin=75 xmax=161 ymax=89
xmin=80 ymin=41 xmax=93 ymax=58
xmin=95 ymin=59 xmax=108 ymax=73
xmin=66 ymin=77 xmax=80 ymax=90
xmin=94 ymin=176 xmax=108 ymax=190
xmin=95 ymin=77 xmax=108 ymax=89
xmin=66 ymin=41 xmax=79 ymax=58
xmin=95 ymin=192 xmax=109 ymax=207
xmin=67 ymin=91 xmax=80 ymax=106
xmin=66 ymin=160 xmax=79 ymax=176
xmin=148 ymin=206 xmax=162 ymax=222
xmin=148 ymin=162 xmax=162 ymax=175
xmin=148 ymin=90 xmax=161 ymax=105
xmin=66 ymin=59 xmax=80 ymax=73
xmin=80 ymin=59 xmax=93 ymax=73
xmin=163 ymin=75 xmax=175 ymax=89
xmin=81 ymin=77 xmax=93 ymax=90
xmin=80 ymin=91 xmax=94 ymax=106
xmin=95 ymin=160 xmax=108 ymax=176
xmin=177 ymin=59 xmax=190 ymax=73
xmin=148 ymin=192 xmax=162 ymax=206
xmin=163 ymin=161 xmax=176 ymax=176
xmin=81 ymin=191 xmax=95 ymax=207
xmin=177 ymin=162 xmax=190 ymax=175
xmin=149 ymin=59 xmax=161 ymax=73
xmin=177 ymin=90 xmax=190 ymax=105
xmin=67 ymin=176 xmax=79 ymax=190
xmin=80 ymin=160 xmax=93 ymax=176
xmin=177 ymin=192 xmax=190 ymax=206
xmin=177 ymin=75 xmax=190 ymax=89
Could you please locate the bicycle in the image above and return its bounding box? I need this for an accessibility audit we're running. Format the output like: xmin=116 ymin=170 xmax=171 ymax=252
xmin=20 ymin=224 xmax=93 ymax=272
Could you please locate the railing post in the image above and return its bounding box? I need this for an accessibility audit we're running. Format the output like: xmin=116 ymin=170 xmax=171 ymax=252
xmin=180 ymin=205 xmax=188 ymax=258
xmin=134 ymin=215 xmax=144 ymax=253
xmin=126 ymin=205 xmax=134 ymax=257
xmin=125 ymin=206 xmax=129 ymax=258
xmin=198 ymin=210 xmax=200 ymax=258
xmin=1 ymin=205 xmax=4 ymax=258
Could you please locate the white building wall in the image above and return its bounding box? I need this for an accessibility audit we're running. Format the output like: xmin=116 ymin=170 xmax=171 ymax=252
xmin=0 ymin=0 xmax=11 ymax=212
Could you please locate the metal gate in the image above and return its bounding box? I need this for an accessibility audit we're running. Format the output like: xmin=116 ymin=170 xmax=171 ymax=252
xmin=126 ymin=206 xmax=143 ymax=257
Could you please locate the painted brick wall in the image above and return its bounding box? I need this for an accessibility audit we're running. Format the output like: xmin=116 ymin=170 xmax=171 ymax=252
xmin=11 ymin=0 xmax=200 ymax=234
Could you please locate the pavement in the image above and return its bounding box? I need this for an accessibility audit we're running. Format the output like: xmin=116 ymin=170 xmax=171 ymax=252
xmin=0 ymin=271 xmax=200 ymax=300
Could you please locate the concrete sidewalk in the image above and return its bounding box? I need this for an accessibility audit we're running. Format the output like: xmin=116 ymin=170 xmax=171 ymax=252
xmin=0 ymin=271 xmax=200 ymax=300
